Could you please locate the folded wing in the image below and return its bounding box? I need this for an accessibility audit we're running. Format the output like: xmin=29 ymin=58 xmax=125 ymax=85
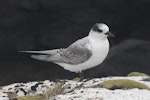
xmin=20 ymin=37 xmax=92 ymax=65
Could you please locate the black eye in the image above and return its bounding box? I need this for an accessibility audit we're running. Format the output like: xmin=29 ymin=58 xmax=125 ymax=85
xmin=97 ymin=29 xmax=103 ymax=33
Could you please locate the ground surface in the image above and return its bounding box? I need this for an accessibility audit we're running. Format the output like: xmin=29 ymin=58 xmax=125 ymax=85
xmin=0 ymin=76 xmax=150 ymax=100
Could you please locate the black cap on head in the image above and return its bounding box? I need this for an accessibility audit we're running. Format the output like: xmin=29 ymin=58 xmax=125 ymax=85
xmin=92 ymin=24 xmax=98 ymax=31
xmin=92 ymin=23 xmax=103 ymax=33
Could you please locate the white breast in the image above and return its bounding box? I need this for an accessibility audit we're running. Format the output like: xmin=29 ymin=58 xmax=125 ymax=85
xmin=56 ymin=37 xmax=109 ymax=73
xmin=86 ymin=37 xmax=109 ymax=69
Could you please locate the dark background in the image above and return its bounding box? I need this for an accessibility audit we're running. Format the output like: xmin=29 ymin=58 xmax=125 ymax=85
xmin=0 ymin=0 xmax=150 ymax=85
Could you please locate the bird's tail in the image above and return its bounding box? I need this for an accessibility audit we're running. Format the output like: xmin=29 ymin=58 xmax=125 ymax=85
xmin=19 ymin=49 xmax=58 ymax=55
xmin=19 ymin=49 xmax=59 ymax=62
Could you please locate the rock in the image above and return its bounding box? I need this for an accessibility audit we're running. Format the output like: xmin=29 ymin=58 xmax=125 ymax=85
xmin=128 ymin=72 xmax=149 ymax=77
xmin=1 ymin=76 xmax=150 ymax=100
xmin=142 ymin=78 xmax=150 ymax=82
xmin=99 ymin=79 xmax=150 ymax=90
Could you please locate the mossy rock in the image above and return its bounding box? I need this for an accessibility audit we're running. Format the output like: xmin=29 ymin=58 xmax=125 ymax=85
xmin=128 ymin=72 xmax=149 ymax=77
xmin=17 ymin=95 xmax=45 ymax=100
xmin=72 ymin=77 xmax=80 ymax=81
xmin=99 ymin=79 xmax=150 ymax=90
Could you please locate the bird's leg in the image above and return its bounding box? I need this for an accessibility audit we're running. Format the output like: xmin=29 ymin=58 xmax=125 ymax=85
xmin=79 ymin=70 xmax=85 ymax=81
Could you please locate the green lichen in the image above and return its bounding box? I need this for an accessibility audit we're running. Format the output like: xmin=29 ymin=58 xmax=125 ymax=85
xmin=72 ymin=77 xmax=80 ymax=81
xmin=99 ymin=79 xmax=150 ymax=90
xmin=17 ymin=95 xmax=46 ymax=100
xmin=7 ymin=92 xmax=44 ymax=100
xmin=128 ymin=72 xmax=149 ymax=77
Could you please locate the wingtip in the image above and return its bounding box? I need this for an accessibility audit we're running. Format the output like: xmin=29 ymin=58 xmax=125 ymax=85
xmin=30 ymin=54 xmax=51 ymax=61
xmin=31 ymin=55 xmax=37 ymax=59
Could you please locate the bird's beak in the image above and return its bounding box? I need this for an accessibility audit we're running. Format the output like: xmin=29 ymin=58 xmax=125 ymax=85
xmin=105 ymin=32 xmax=115 ymax=37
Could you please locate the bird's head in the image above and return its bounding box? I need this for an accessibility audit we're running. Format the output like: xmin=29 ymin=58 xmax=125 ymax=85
xmin=90 ymin=23 xmax=115 ymax=39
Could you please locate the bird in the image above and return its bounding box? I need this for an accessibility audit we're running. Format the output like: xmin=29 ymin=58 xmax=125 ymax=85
xmin=21 ymin=23 xmax=115 ymax=80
